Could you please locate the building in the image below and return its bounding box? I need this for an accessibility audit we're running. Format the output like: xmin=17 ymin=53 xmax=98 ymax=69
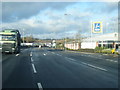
xmin=81 ymin=32 xmax=120 ymax=49
xmin=65 ymin=41 xmax=80 ymax=50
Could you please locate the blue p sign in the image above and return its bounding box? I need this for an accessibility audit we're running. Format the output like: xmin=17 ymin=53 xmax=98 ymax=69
xmin=93 ymin=22 xmax=102 ymax=33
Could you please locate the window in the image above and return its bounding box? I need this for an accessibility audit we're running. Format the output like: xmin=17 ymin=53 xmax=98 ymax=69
xmin=0 ymin=35 xmax=16 ymax=41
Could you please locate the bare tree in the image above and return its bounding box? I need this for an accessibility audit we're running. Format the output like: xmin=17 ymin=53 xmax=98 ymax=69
xmin=75 ymin=30 xmax=83 ymax=49
xmin=75 ymin=30 xmax=82 ymax=43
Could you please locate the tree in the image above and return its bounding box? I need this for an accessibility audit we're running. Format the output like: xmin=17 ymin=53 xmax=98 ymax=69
xmin=75 ymin=30 xmax=82 ymax=43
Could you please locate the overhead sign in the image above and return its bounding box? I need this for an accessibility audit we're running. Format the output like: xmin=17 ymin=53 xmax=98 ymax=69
xmin=92 ymin=22 xmax=102 ymax=33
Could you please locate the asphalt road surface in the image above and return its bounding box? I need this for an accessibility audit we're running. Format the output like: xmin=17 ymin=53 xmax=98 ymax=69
xmin=2 ymin=47 xmax=119 ymax=89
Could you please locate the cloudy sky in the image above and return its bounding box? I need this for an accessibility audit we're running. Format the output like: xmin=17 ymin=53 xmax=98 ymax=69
xmin=1 ymin=2 xmax=118 ymax=39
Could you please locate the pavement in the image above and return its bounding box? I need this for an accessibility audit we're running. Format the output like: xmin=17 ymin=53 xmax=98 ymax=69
xmin=1 ymin=47 xmax=118 ymax=89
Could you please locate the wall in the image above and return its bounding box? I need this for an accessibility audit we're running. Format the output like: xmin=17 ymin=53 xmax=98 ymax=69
xmin=81 ymin=42 xmax=96 ymax=49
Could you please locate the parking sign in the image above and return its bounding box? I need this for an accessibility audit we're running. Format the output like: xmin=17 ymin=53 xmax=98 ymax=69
xmin=92 ymin=22 xmax=102 ymax=33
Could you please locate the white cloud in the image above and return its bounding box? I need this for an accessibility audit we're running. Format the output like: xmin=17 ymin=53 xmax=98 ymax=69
xmin=1 ymin=2 xmax=118 ymax=39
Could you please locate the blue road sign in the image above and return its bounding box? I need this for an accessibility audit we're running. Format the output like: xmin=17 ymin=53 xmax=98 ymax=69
xmin=92 ymin=22 xmax=102 ymax=33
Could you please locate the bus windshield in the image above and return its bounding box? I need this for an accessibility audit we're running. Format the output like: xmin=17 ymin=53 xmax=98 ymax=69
xmin=0 ymin=35 xmax=16 ymax=41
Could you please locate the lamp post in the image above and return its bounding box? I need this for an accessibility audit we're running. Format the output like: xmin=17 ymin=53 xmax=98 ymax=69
xmin=64 ymin=13 xmax=71 ymax=51
xmin=22 ymin=28 xmax=25 ymax=44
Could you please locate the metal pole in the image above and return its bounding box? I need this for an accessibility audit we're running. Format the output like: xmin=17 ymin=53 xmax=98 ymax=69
xmin=64 ymin=13 xmax=71 ymax=51
xmin=23 ymin=28 xmax=25 ymax=44
xmin=91 ymin=21 xmax=93 ymax=49
xmin=64 ymin=27 xmax=66 ymax=51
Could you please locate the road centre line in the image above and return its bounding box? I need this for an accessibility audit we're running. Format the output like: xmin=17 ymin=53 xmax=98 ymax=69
xmin=31 ymin=57 xmax=34 ymax=62
xmin=37 ymin=83 xmax=43 ymax=90
xmin=32 ymin=64 xmax=37 ymax=73
xmin=30 ymin=52 xmax=32 ymax=56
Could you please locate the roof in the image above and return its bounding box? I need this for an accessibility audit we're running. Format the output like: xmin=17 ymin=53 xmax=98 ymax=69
xmin=0 ymin=31 xmax=16 ymax=35
xmin=82 ymin=32 xmax=119 ymax=42
xmin=0 ymin=29 xmax=21 ymax=35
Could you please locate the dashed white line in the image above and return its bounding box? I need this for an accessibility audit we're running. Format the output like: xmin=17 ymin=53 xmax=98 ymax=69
xmin=80 ymin=54 xmax=117 ymax=63
xmin=31 ymin=57 xmax=34 ymax=62
xmin=105 ymin=59 xmax=118 ymax=63
xmin=32 ymin=64 xmax=37 ymax=73
xmin=37 ymin=83 xmax=43 ymax=90
xmin=16 ymin=54 xmax=19 ymax=56
xmin=30 ymin=52 xmax=32 ymax=56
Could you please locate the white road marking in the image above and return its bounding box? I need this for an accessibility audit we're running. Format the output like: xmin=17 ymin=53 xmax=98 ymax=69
xmin=56 ymin=54 xmax=62 ymax=56
xmin=81 ymin=62 xmax=87 ymax=65
xmin=16 ymin=54 xmax=19 ymax=56
xmin=98 ymin=58 xmax=102 ymax=59
xmin=43 ymin=53 xmax=46 ymax=56
xmin=114 ymin=61 xmax=118 ymax=63
xmin=81 ymin=62 xmax=107 ymax=72
xmin=106 ymin=59 xmax=111 ymax=61
xmin=52 ymin=52 xmax=55 ymax=54
xmin=80 ymin=54 xmax=117 ymax=63
xmin=66 ymin=57 xmax=76 ymax=61
xmin=32 ymin=64 xmax=37 ymax=73
xmin=30 ymin=52 xmax=32 ymax=56
xmin=87 ymin=64 xmax=107 ymax=71
xmin=105 ymin=59 xmax=117 ymax=63
xmin=109 ymin=60 xmax=113 ymax=62
xmin=37 ymin=83 xmax=43 ymax=90
xmin=81 ymin=55 xmax=84 ymax=56
xmin=31 ymin=57 xmax=34 ymax=62
xmin=65 ymin=57 xmax=107 ymax=71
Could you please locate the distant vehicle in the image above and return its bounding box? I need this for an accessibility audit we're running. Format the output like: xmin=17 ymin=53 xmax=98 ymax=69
xmin=0 ymin=29 xmax=21 ymax=53
xmin=116 ymin=48 xmax=120 ymax=54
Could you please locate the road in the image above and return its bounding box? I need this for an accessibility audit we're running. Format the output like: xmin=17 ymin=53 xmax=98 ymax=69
xmin=2 ymin=47 xmax=118 ymax=89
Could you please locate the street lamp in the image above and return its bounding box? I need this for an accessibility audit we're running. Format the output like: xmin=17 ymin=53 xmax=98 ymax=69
xmin=64 ymin=13 xmax=71 ymax=51
xmin=106 ymin=22 xmax=109 ymax=32
xmin=22 ymin=28 xmax=25 ymax=44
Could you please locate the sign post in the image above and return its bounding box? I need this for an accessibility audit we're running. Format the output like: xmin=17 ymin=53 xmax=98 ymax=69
xmin=92 ymin=22 xmax=102 ymax=33
xmin=91 ymin=22 xmax=103 ymax=48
